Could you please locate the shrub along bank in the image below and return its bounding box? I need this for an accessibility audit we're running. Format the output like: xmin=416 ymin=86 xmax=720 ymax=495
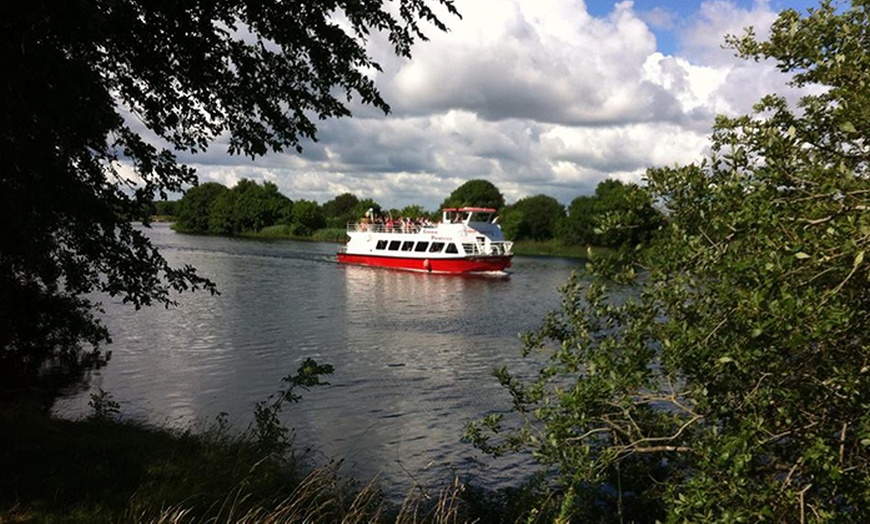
xmin=1 ymin=360 xmax=540 ymax=523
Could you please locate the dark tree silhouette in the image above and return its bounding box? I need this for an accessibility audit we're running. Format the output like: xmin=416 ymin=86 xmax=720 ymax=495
xmin=322 ymin=193 xmax=361 ymax=228
xmin=439 ymin=179 xmax=505 ymax=210
xmin=501 ymin=194 xmax=565 ymax=241
xmin=176 ymin=182 xmax=230 ymax=233
xmin=0 ymin=0 xmax=458 ymax=399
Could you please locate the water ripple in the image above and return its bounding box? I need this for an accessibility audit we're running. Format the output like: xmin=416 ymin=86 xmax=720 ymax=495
xmin=53 ymin=223 xmax=592 ymax=499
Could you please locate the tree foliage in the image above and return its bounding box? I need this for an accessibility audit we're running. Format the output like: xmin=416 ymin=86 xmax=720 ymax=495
xmin=469 ymin=2 xmax=870 ymax=521
xmin=176 ymin=182 xmax=230 ymax=233
xmin=153 ymin=200 xmax=179 ymax=218
xmin=501 ymin=194 xmax=565 ymax=241
xmin=350 ymin=198 xmax=383 ymax=223
xmin=289 ymin=200 xmax=327 ymax=237
xmin=557 ymin=179 xmax=664 ymax=248
xmin=206 ymin=179 xmax=293 ymax=235
xmin=177 ymin=180 xmax=347 ymax=237
xmin=322 ymin=193 xmax=360 ymax=228
xmin=439 ymin=179 xmax=505 ymax=210
xmin=0 ymin=0 xmax=457 ymax=397
xmin=557 ymin=195 xmax=597 ymax=246
xmin=399 ymin=204 xmax=429 ymax=219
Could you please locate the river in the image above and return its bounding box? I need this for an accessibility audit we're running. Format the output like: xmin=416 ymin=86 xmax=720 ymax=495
xmin=54 ymin=222 xmax=587 ymax=498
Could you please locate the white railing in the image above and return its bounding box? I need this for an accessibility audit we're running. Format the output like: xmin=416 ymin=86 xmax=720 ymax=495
xmin=345 ymin=222 xmax=513 ymax=256
xmin=346 ymin=222 xmax=429 ymax=234
xmin=490 ymin=241 xmax=514 ymax=256
xmin=463 ymin=241 xmax=514 ymax=256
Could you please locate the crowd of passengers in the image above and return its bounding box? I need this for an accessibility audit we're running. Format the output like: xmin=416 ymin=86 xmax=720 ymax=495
xmin=356 ymin=215 xmax=437 ymax=232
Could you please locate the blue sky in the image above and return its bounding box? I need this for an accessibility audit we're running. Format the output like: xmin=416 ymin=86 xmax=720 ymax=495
xmin=164 ymin=0 xmax=829 ymax=211
xmin=586 ymin=1 xmax=823 ymax=54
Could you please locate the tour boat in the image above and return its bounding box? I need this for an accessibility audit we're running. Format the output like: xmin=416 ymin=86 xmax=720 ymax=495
xmin=337 ymin=207 xmax=514 ymax=274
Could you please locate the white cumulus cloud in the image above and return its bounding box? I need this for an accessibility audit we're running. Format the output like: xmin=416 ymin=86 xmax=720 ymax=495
xmin=181 ymin=0 xmax=813 ymax=211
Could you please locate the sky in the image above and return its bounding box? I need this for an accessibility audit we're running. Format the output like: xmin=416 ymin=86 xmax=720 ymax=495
xmin=176 ymin=0 xmax=824 ymax=211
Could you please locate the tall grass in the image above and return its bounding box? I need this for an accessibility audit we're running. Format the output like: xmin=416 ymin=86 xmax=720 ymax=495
xmin=1 ymin=363 xmax=537 ymax=523
xmin=0 ymin=406 xmax=495 ymax=523
xmin=242 ymin=225 xmax=347 ymax=243
xmin=0 ymin=408 xmax=489 ymax=523
xmin=135 ymin=467 xmax=472 ymax=523
xmin=310 ymin=228 xmax=347 ymax=243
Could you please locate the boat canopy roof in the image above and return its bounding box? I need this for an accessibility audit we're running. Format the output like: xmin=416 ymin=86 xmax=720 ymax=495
xmin=441 ymin=207 xmax=499 ymax=224
xmin=441 ymin=207 xmax=497 ymax=213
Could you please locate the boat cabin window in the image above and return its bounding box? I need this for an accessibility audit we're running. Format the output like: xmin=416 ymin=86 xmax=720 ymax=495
xmin=469 ymin=212 xmax=493 ymax=223
xmin=443 ymin=210 xmax=467 ymax=223
xmin=401 ymin=241 xmax=414 ymax=251
xmin=414 ymin=242 xmax=429 ymax=252
xmin=462 ymin=243 xmax=475 ymax=254
xmin=446 ymin=243 xmax=459 ymax=254
xmin=429 ymin=242 xmax=445 ymax=253
xmin=376 ymin=240 xmax=388 ymax=250
xmin=388 ymin=240 xmax=401 ymax=251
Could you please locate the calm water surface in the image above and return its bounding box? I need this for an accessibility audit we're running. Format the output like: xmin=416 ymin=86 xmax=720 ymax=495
xmin=54 ymin=223 xmax=587 ymax=497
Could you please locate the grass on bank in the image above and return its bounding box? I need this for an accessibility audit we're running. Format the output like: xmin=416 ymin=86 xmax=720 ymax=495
xmin=248 ymin=225 xmax=348 ymax=243
xmin=169 ymin=222 xmax=349 ymax=244
xmin=248 ymin=228 xmax=613 ymax=258
xmin=167 ymin=219 xmax=610 ymax=259
xmin=510 ymin=240 xmax=612 ymax=259
xmin=0 ymin=406 xmax=507 ymax=524
xmin=0 ymin=411 xmax=564 ymax=523
xmin=249 ymin=227 xmax=613 ymax=259
xmin=1 ymin=407 xmax=301 ymax=523
xmin=1 ymin=370 xmax=558 ymax=524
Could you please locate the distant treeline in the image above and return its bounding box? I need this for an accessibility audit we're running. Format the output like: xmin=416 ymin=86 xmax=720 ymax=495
xmin=155 ymin=178 xmax=664 ymax=247
xmin=500 ymin=179 xmax=664 ymax=248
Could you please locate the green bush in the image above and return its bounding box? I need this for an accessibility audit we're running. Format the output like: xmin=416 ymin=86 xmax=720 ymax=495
xmin=311 ymin=228 xmax=349 ymax=243
xmin=468 ymin=3 xmax=870 ymax=521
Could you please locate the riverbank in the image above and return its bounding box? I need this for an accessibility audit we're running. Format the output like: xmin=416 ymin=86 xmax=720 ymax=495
xmin=1 ymin=406 xmax=525 ymax=523
xmin=170 ymin=222 xmax=349 ymax=243
xmin=168 ymin=219 xmax=610 ymax=259
xmin=2 ymin=361 xmax=531 ymax=523
xmin=3 ymin=227 xmax=582 ymax=522
xmin=509 ymin=240 xmax=612 ymax=258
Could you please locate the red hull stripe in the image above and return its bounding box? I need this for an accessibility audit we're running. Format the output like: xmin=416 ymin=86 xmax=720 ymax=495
xmin=337 ymin=253 xmax=512 ymax=273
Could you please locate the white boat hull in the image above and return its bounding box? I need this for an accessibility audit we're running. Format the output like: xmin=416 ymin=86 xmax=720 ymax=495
xmin=337 ymin=207 xmax=514 ymax=275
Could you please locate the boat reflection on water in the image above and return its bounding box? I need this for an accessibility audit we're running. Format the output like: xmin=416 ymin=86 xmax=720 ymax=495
xmin=319 ymin=264 xmax=535 ymax=500
xmin=342 ymin=263 xmax=512 ymax=337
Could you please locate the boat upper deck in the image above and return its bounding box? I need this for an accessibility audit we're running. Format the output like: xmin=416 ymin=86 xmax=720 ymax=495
xmin=346 ymin=222 xmax=430 ymax=234
xmin=346 ymin=207 xmax=502 ymax=235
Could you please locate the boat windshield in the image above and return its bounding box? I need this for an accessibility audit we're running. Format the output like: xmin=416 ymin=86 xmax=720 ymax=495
xmin=443 ymin=210 xmax=467 ymax=223
xmin=442 ymin=208 xmax=497 ymax=224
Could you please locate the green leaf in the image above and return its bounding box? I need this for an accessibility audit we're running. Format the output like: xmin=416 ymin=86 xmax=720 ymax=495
xmin=854 ymin=250 xmax=865 ymax=268
xmin=795 ymin=252 xmax=811 ymax=260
